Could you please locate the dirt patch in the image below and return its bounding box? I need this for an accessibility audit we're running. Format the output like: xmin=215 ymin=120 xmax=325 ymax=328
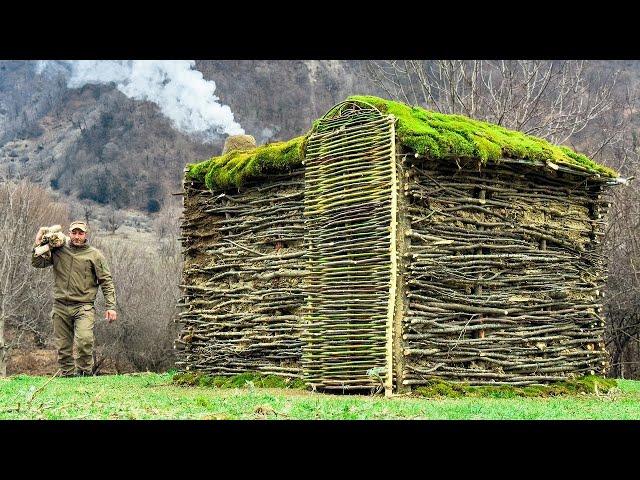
xmin=7 ymin=347 xmax=134 ymax=376
xmin=7 ymin=348 xmax=58 ymax=376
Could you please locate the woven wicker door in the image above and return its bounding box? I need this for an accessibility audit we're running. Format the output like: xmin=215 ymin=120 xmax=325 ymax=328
xmin=302 ymin=100 xmax=397 ymax=393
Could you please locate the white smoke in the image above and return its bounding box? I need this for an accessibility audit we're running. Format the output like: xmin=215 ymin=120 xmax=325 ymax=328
xmin=35 ymin=60 xmax=244 ymax=141
xmin=259 ymin=126 xmax=279 ymax=144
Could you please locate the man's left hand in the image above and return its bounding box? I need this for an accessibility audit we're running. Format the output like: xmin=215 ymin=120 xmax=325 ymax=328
xmin=105 ymin=310 xmax=117 ymax=323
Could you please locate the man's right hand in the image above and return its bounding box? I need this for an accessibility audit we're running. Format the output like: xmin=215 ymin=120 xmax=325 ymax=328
xmin=35 ymin=227 xmax=47 ymax=245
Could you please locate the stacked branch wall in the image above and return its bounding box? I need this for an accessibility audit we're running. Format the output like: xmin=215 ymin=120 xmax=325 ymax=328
xmin=401 ymin=157 xmax=609 ymax=386
xmin=177 ymin=150 xmax=611 ymax=388
xmin=177 ymin=170 xmax=306 ymax=376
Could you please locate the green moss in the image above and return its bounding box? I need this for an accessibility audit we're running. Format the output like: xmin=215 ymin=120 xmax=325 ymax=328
xmin=186 ymin=136 xmax=305 ymax=190
xmin=413 ymin=376 xmax=617 ymax=398
xmin=414 ymin=379 xmax=469 ymax=398
xmin=186 ymin=95 xmax=617 ymax=191
xmin=172 ymin=371 xmax=306 ymax=389
xmin=348 ymin=95 xmax=617 ymax=177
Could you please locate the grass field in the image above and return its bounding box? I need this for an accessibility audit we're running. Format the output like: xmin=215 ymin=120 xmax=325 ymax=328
xmin=1 ymin=372 xmax=640 ymax=420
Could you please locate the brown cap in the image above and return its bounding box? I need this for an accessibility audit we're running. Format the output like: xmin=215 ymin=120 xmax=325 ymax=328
xmin=69 ymin=220 xmax=88 ymax=232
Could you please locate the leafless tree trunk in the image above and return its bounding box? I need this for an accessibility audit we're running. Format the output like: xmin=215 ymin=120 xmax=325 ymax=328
xmin=0 ymin=180 xmax=68 ymax=376
xmin=153 ymin=202 xmax=182 ymax=257
xmin=105 ymin=208 xmax=123 ymax=234
xmin=0 ymin=182 xmax=33 ymax=376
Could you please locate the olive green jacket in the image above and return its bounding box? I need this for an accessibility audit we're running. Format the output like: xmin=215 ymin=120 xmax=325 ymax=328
xmin=31 ymin=238 xmax=117 ymax=310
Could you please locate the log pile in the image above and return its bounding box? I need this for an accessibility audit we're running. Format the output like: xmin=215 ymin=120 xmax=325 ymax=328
xmin=176 ymin=169 xmax=307 ymax=377
xmin=401 ymin=155 xmax=610 ymax=385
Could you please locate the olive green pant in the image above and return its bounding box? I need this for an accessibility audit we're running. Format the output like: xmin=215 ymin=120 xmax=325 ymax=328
xmin=52 ymin=302 xmax=95 ymax=376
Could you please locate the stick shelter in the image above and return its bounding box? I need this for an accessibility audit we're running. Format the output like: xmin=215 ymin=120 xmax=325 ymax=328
xmin=178 ymin=96 xmax=623 ymax=393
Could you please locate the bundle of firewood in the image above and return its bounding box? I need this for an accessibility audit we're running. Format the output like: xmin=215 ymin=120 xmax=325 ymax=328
xmin=34 ymin=225 xmax=67 ymax=256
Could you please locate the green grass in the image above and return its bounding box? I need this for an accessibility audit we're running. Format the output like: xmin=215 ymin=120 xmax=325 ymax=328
xmin=172 ymin=371 xmax=307 ymax=389
xmin=413 ymin=375 xmax=618 ymax=398
xmin=2 ymin=373 xmax=640 ymax=420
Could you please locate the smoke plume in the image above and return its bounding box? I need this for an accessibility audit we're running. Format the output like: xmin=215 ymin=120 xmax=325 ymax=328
xmin=36 ymin=60 xmax=244 ymax=141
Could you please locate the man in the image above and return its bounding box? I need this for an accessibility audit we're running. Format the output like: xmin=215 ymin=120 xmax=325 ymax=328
xmin=31 ymin=220 xmax=117 ymax=377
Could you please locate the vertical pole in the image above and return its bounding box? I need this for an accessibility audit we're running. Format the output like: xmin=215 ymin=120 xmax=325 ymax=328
xmin=475 ymin=188 xmax=486 ymax=339
xmin=386 ymin=118 xmax=397 ymax=397
xmin=394 ymin=149 xmax=410 ymax=394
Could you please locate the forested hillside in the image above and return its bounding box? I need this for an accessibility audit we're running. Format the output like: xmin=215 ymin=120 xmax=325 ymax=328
xmin=0 ymin=60 xmax=378 ymax=214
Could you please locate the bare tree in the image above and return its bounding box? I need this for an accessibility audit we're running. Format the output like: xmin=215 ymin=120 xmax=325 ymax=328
xmin=82 ymin=201 xmax=94 ymax=225
xmin=0 ymin=180 xmax=69 ymax=376
xmin=366 ymin=60 xmax=621 ymax=147
xmin=91 ymin=232 xmax=182 ymax=373
xmin=105 ymin=208 xmax=124 ymax=234
xmin=153 ymin=203 xmax=182 ymax=257
xmin=602 ymin=130 xmax=640 ymax=378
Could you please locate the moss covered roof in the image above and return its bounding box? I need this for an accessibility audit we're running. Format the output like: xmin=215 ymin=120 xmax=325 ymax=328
xmin=187 ymin=136 xmax=305 ymax=191
xmin=350 ymin=95 xmax=617 ymax=178
xmin=186 ymin=95 xmax=617 ymax=190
